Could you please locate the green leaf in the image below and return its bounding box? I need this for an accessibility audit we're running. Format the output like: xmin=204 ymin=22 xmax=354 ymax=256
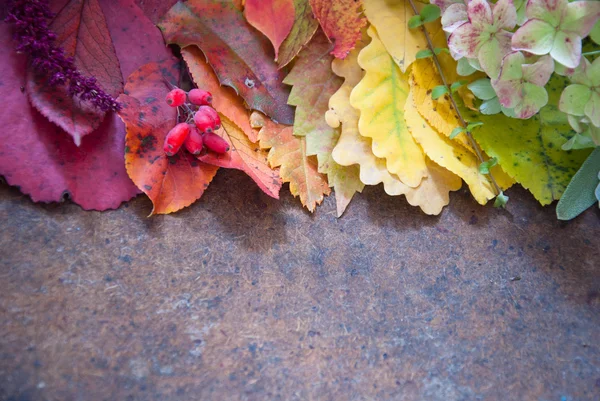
xmin=468 ymin=78 xmax=497 ymax=100
xmin=467 ymin=121 xmax=483 ymax=131
xmin=431 ymin=85 xmax=449 ymax=100
xmin=416 ymin=49 xmax=433 ymax=59
xmin=449 ymin=127 xmax=465 ymax=139
xmin=451 ymin=80 xmax=468 ymax=93
xmin=479 ymin=157 xmax=498 ymax=174
xmin=480 ymin=98 xmax=502 ymax=115
xmin=457 ymin=57 xmax=476 ymax=76
xmin=462 ymin=76 xmax=593 ymax=205
xmin=556 ymin=148 xmax=600 ymax=220
xmin=408 ymin=15 xmax=423 ymax=29
xmin=434 ymin=48 xmax=449 ymax=55
xmin=420 ymin=4 xmax=441 ymax=23
xmin=494 ymin=191 xmax=509 ymax=208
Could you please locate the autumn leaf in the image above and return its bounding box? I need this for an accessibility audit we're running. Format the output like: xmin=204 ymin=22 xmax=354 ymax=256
xmin=244 ymin=0 xmax=295 ymax=60
xmin=277 ymin=0 xmax=319 ymax=68
xmin=0 ymin=22 xmax=138 ymax=210
xmin=118 ymin=60 xmax=218 ymax=215
xmin=182 ymin=46 xmax=259 ymax=142
xmin=134 ymin=0 xmax=179 ymax=23
xmin=350 ymin=27 xmax=427 ymax=188
xmin=405 ymin=91 xmax=514 ymax=204
xmin=363 ymin=0 xmax=428 ymax=73
xmin=198 ymin=116 xmax=282 ymax=199
xmin=465 ymin=76 xmax=593 ymax=205
xmin=26 ymin=0 xmax=123 ymax=146
xmin=309 ymin=0 xmax=367 ymax=59
xmin=158 ymin=0 xmax=294 ymax=124
xmin=329 ymin=34 xmax=462 ymax=215
xmin=252 ymin=113 xmax=330 ymax=211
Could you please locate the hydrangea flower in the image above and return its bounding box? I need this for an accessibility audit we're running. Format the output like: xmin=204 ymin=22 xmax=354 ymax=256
xmin=433 ymin=0 xmax=469 ymax=33
xmin=559 ymin=56 xmax=600 ymax=128
xmin=449 ymin=0 xmax=517 ymax=79
xmin=512 ymin=0 xmax=600 ymax=69
xmin=491 ymin=52 xmax=554 ymax=119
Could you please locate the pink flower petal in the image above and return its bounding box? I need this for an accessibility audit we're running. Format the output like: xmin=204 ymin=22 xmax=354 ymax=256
xmin=550 ymin=31 xmax=581 ymax=68
xmin=432 ymin=0 xmax=465 ymax=13
xmin=478 ymin=30 xmax=513 ymax=78
xmin=442 ymin=3 xmax=469 ymax=33
xmin=526 ymin=0 xmax=567 ymax=26
xmin=493 ymin=0 xmax=517 ymax=31
xmin=584 ymin=91 xmax=600 ymax=127
xmin=498 ymin=51 xmax=526 ymax=81
xmin=467 ymin=0 xmax=493 ymax=28
xmin=514 ymin=83 xmax=549 ymax=118
xmin=492 ymin=77 xmax=522 ymax=108
xmin=522 ymin=55 xmax=554 ymax=86
xmin=562 ymin=1 xmax=600 ymax=38
xmin=448 ymin=22 xmax=484 ymax=58
xmin=512 ymin=19 xmax=556 ymax=55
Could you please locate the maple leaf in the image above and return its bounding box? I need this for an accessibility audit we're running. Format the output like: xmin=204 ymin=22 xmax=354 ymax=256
xmin=0 ymin=2 xmax=170 ymax=209
xmin=118 ymin=60 xmax=218 ymax=215
xmin=465 ymin=76 xmax=592 ymax=205
xmin=277 ymin=0 xmax=319 ymax=68
xmin=405 ymin=91 xmax=514 ymax=205
xmin=244 ymin=0 xmax=295 ymax=60
xmin=26 ymin=0 xmax=123 ymax=145
xmin=363 ymin=0 xmax=428 ymax=73
xmin=252 ymin=113 xmax=330 ymax=212
xmin=158 ymin=0 xmax=294 ymax=124
xmin=308 ymin=0 xmax=367 ymax=59
xmin=182 ymin=46 xmax=259 ymax=142
xmin=350 ymin=27 xmax=427 ymax=188
xmin=198 ymin=116 xmax=282 ymax=199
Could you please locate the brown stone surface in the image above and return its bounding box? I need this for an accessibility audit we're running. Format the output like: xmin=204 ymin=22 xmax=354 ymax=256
xmin=0 ymin=170 xmax=599 ymax=401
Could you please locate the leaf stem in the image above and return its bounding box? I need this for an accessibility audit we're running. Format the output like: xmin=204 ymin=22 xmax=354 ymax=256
xmin=407 ymin=0 xmax=502 ymax=197
xmin=582 ymin=49 xmax=600 ymax=56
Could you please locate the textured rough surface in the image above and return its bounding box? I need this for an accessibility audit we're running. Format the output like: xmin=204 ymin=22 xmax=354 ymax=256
xmin=0 ymin=171 xmax=599 ymax=401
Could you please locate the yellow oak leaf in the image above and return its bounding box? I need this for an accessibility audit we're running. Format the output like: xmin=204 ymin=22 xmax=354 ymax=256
xmin=350 ymin=26 xmax=427 ymax=188
xmin=405 ymin=91 xmax=514 ymax=205
xmin=251 ymin=112 xmax=330 ymax=212
xmin=362 ymin=0 xmax=427 ymax=73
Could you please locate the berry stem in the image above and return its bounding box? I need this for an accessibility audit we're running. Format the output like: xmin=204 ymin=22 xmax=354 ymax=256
xmin=407 ymin=0 xmax=502 ymax=197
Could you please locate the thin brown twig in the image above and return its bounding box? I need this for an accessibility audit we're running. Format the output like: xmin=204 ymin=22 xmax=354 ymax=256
xmin=407 ymin=0 xmax=502 ymax=197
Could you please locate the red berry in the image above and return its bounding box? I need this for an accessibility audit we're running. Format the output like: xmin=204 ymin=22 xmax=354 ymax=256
xmin=199 ymin=105 xmax=221 ymax=130
xmin=194 ymin=109 xmax=214 ymax=133
xmin=163 ymin=123 xmax=190 ymax=156
xmin=203 ymin=131 xmax=229 ymax=154
xmin=165 ymin=88 xmax=186 ymax=107
xmin=188 ymin=89 xmax=213 ymax=106
xmin=184 ymin=127 xmax=204 ymax=155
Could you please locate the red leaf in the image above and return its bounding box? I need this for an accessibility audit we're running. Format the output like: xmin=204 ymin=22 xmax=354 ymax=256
xmin=0 ymin=1 xmax=171 ymax=210
xmin=134 ymin=0 xmax=179 ymax=23
xmin=158 ymin=0 xmax=295 ymax=125
xmin=309 ymin=0 xmax=367 ymax=59
xmin=118 ymin=61 xmax=219 ymax=215
xmin=27 ymin=0 xmax=123 ymax=145
xmin=244 ymin=0 xmax=295 ymax=60
xmin=0 ymin=23 xmax=138 ymax=210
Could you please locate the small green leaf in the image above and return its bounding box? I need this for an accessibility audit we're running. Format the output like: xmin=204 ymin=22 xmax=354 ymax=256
xmin=457 ymin=57 xmax=476 ymax=76
xmin=556 ymin=148 xmax=600 ymax=220
xmin=494 ymin=191 xmax=509 ymax=208
xmin=450 ymin=127 xmax=466 ymax=139
xmin=467 ymin=122 xmax=484 ymax=132
xmin=468 ymin=78 xmax=497 ymax=100
xmin=420 ymin=4 xmax=441 ymax=23
xmin=434 ymin=48 xmax=449 ymax=55
xmin=431 ymin=85 xmax=448 ymax=100
xmin=450 ymin=80 xmax=468 ymax=93
xmin=479 ymin=157 xmax=498 ymax=174
xmin=416 ymin=49 xmax=433 ymax=59
xmin=480 ymin=98 xmax=502 ymax=115
xmin=408 ymin=15 xmax=423 ymax=29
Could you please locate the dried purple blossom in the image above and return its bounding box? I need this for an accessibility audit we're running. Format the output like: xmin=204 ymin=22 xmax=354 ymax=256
xmin=5 ymin=0 xmax=121 ymax=112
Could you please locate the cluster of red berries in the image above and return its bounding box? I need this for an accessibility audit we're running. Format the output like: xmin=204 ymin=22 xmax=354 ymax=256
xmin=163 ymin=88 xmax=230 ymax=157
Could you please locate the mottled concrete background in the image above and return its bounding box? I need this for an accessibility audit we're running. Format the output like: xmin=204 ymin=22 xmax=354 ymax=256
xmin=0 ymin=170 xmax=599 ymax=401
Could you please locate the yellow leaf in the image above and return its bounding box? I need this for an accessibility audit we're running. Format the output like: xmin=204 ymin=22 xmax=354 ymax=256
xmin=350 ymin=26 xmax=427 ymax=188
xmin=329 ymin=36 xmax=462 ymax=215
xmin=362 ymin=0 xmax=427 ymax=73
xmin=252 ymin=112 xmax=330 ymax=212
xmin=405 ymin=91 xmax=514 ymax=204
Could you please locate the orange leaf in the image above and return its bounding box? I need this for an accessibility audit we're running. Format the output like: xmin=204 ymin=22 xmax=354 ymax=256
xmin=198 ymin=116 xmax=282 ymax=199
xmin=309 ymin=0 xmax=367 ymax=59
xmin=252 ymin=113 xmax=330 ymax=212
xmin=182 ymin=46 xmax=259 ymax=142
xmin=117 ymin=60 xmax=218 ymax=215
xmin=244 ymin=0 xmax=295 ymax=60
